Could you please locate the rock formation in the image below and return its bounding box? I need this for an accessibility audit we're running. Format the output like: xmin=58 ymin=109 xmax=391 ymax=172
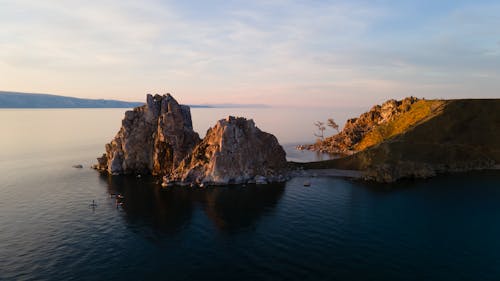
xmin=95 ymin=94 xmax=201 ymax=175
xmin=299 ymin=97 xmax=421 ymax=154
xmin=300 ymin=98 xmax=500 ymax=183
xmin=165 ymin=116 xmax=288 ymax=186
xmin=95 ymin=95 xmax=287 ymax=186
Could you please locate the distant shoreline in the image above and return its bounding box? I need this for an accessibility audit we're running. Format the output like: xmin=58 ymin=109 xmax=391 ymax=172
xmin=0 ymin=91 xmax=268 ymax=109
xmin=0 ymin=91 xmax=144 ymax=108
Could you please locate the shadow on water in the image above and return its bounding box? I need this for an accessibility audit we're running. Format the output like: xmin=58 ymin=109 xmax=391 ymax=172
xmin=99 ymin=174 xmax=194 ymax=237
xmin=99 ymin=174 xmax=285 ymax=236
xmin=357 ymin=169 xmax=500 ymax=193
xmin=201 ymin=185 xmax=285 ymax=233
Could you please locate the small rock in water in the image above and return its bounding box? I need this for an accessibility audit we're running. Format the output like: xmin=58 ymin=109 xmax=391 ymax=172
xmin=72 ymin=164 xmax=83 ymax=169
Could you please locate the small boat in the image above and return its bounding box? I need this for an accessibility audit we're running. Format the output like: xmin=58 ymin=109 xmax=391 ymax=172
xmin=303 ymin=181 xmax=311 ymax=187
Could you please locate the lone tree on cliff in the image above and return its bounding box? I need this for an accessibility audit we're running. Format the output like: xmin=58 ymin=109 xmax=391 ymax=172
xmin=314 ymin=121 xmax=326 ymax=140
xmin=327 ymin=118 xmax=339 ymax=133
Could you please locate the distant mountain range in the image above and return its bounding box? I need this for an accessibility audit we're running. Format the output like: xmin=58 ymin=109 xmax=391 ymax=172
xmin=0 ymin=91 xmax=268 ymax=108
xmin=0 ymin=91 xmax=144 ymax=108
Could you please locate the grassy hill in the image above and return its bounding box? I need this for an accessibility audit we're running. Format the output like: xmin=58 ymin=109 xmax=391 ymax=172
xmin=353 ymin=99 xmax=445 ymax=151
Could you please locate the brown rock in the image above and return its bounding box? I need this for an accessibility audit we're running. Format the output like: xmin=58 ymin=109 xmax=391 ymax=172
xmin=96 ymin=95 xmax=288 ymax=187
xmin=95 ymin=94 xmax=201 ymax=175
xmin=362 ymin=162 xmax=436 ymax=183
xmin=167 ymin=116 xmax=287 ymax=186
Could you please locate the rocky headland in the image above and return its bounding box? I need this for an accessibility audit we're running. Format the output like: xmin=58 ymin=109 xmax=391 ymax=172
xmin=95 ymin=94 xmax=287 ymax=186
xmin=297 ymin=98 xmax=500 ymax=183
xmin=96 ymin=94 xmax=499 ymax=185
xmin=298 ymin=96 xmax=426 ymax=154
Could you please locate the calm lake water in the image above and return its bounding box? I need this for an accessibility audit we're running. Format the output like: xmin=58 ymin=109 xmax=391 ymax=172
xmin=1 ymin=108 xmax=500 ymax=281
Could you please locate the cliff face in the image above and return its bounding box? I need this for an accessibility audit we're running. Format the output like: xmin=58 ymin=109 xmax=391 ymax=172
xmin=305 ymin=97 xmax=430 ymax=153
xmin=303 ymin=99 xmax=500 ymax=183
xmin=96 ymin=94 xmax=201 ymax=175
xmin=96 ymin=95 xmax=287 ymax=186
xmin=167 ymin=116 xmax=287 ymax=185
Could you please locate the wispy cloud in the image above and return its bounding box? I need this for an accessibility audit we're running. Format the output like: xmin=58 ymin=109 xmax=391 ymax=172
xmin=0 ymin=0 xmax=499 ymax=106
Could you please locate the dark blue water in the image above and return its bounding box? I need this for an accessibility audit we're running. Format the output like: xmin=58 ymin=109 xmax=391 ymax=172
xmin=3 ymin=169 xmax=500 ymax=281
xmin=2 ymin=109 xmax=500 ymax=281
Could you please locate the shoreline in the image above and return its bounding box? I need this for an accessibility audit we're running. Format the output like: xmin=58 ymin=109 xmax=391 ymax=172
xmin=291 ymin=168 xmax=363 ymax=179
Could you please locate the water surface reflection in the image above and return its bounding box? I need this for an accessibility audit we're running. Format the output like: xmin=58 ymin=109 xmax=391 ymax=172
xmin=100 ymin=174 xmax=285 ymax=236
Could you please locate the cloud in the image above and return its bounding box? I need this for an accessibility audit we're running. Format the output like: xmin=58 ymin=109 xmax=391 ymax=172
xmin=0 ymin=0 xmax=499 ymax=105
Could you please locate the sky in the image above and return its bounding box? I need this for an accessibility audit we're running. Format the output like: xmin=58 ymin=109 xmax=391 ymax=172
xmin=1 ymin=0 xmax=499 ymax=107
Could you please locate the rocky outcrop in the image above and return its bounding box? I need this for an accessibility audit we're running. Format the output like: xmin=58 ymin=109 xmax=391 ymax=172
xmin=95 ymin=94 xmax=201 ymax=175
xmin=95 ymin=95 xmax=288 ymax=187
xmin=362 ymin=162 xmax=437 ymax=183
xmin=362 ymin=159 xmax=496 ymax=183
xmin=165 ymin=116 xmax=287 ymax=186
xmin=299 ymin=97 xmax=421 ymax=154
xmin=302 ymin=99 xmax=500 ymax=183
